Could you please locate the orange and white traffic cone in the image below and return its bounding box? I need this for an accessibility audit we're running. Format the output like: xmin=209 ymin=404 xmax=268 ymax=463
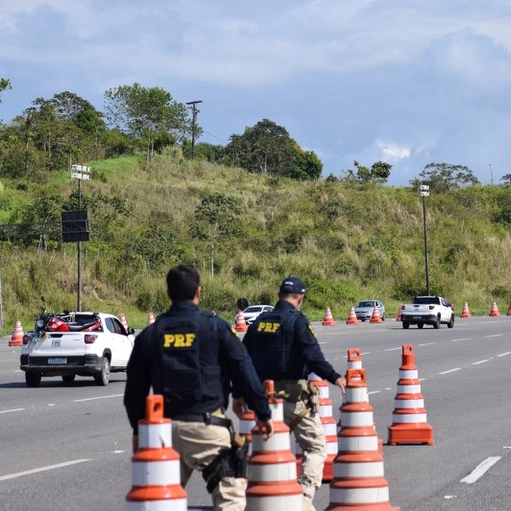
xmin=126 ymin=394 xmax=187 ymax=510
xmin=296 ymin=373 xmax=337 ymax=483
xmin=311 ymin=374 xmax=337 ymax=483
xmin=338 ymin=349 xmax=364 ymax=431
xmin=387 ymin=344 xmax=434 ymax=446
xmin=396 ymin=305 xmax=403 ymax=321
xmin=239 ymin=408 xmax=256 ymax=456
xmin=233 ymin=310 xmax=248 ymax=332
xmin=338 ymin=349 xmax=383 ymax=455
xmin=369 ymin=304 xmax=383 ymax=323
xmin=345 ymin=306 xmax=359 ymax=325
xmin=146 ymin=311 xmax=155 ymax=325
xmin=507 ymin=301 xmax=511 ymax=316
xmin=327 ymin=368 xmax=400 ymax=511
xmin=322 ymin=306 xmax=336 ymax=326
xmin=9 ymin=320 xmax=24 ymax=347
xmin=460 ymin=301 xmax=472 ymax=318
xmin=119 ymin=313 xmax=129 ymax=331
xmin=246 ymin=380 xmax=303 ymax=510
xmin=489 ymin=302 xmax=500 ymax=317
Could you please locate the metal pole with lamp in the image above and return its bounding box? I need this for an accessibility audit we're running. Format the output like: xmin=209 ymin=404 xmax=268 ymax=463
xmin=420 ymin=184 xmax=430 ymax=295
xmin=70 ymin=165 xmax=91 ymax=311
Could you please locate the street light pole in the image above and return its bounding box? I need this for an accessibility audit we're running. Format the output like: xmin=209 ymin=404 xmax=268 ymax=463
xmin=186 ymin=100 xmax=202 ymax=160
xmin=420 ymin=185 xmax=430 ymax=295
xmin=70 ymin=164 xmax=91 ymax=311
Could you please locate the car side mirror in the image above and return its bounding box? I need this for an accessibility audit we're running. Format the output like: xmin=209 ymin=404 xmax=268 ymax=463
xmin=127 ymin=327 xmax=135 ymax=335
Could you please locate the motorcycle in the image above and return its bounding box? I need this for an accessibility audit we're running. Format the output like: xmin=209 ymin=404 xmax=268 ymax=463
xmin=23 ymin=297 xmax=101 ymax=345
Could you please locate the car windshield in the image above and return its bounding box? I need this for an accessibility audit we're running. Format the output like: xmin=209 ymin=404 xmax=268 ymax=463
xmin=357 ymin=301 xmax=374 ymax=307
xmin=244 ymin=306 xmax=262 ymax=313
xmin=413 ymin=297 xmax=437 ymax=304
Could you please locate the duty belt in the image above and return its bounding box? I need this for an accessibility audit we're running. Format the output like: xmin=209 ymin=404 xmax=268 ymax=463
xmin=172 ymin=410 xmax=231 ymax=428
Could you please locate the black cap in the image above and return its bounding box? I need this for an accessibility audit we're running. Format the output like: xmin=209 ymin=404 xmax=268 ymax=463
xmin=279 ymin=276 xmax=306 ymax=295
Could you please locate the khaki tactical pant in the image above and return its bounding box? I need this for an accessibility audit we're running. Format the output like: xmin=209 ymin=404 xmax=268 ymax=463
xmin=283 ymin=398 xmax=326 ymax=499
xmin=172 ymin=419 xmax=247 ymax=511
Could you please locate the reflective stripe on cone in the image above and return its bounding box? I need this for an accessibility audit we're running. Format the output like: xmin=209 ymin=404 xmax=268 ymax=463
xmin=327 ymin=368 xmax=400 ymax=511
xmin=126 ymin=395 xmax=187 ymax=511
xmin=387 ymin=345 xmax=434 ymax=446
xmin=246 ymin=380 xmax=303 ymax=511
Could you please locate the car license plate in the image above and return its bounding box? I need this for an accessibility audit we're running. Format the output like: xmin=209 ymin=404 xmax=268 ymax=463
xmin=413 ymin=316 xmax=422 ymax=320
xmin=48 ymin=357 xmax=67 ymax=364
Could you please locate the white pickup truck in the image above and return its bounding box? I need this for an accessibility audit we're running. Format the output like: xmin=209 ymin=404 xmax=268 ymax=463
xmin=20 ymin=311 xmax=135 ymax=387
xmin=400 ymin=295 xmax=455 ymax=329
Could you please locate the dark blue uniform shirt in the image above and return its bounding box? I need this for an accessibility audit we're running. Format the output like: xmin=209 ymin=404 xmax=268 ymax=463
xmin=242 ymin=300 xmax=342 ymax=384
xmin=124 ymin=301 xmax=271 ymax=434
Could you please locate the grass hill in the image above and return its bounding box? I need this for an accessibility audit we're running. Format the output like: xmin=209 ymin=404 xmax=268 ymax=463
xmin=1 ymin=149 xmax=511 ymax=333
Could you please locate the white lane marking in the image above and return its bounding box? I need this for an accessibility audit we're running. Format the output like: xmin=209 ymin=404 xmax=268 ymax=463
xmin=418 ymin=342 xmax=437 ymax=347
xmin=438 ymin=368 xmax=462 ymax=375
xmin=460 ymin=457 xmax=501 ymax=484
xmin=368 ymin=390 xmax=381 ymax=395
xmin=74 ymin=394 xmax=123 ymax=403
xmin=0 ymin=459 xmax=90 ymax=482
xmin=452 ymin=338 xmax=471 ymax=342
xmin=497 ymin=352 xmax=511 ymax=357
xmin=0 ymin=408 xmax=25 ymax=414
xmin=485 ymin=334 xmax=504 ymax=338
xmin=472 ymin=359 xmax=491 ymax=365
xmin=384 ymin=347 xmax=402 ymax=352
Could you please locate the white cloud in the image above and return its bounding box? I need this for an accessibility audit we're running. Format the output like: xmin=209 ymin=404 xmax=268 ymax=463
xmin=1 ymin=0 xmax=511 ymax=184
xmin=376 ymin=141 xmax=411 ymax=161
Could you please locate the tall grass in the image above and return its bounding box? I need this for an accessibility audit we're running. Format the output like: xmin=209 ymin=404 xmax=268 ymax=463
xmin=1 ymin=152 xmax=511 ymax=332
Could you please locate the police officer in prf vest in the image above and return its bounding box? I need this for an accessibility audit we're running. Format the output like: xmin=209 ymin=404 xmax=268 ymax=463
xmin=124 ymin=265 xmax=274 ymax=511
xmin=235 ymin=276 xmax=345 ymax=511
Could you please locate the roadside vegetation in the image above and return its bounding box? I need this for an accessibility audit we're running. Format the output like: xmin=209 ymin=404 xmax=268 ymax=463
xmin=1 ymin=79 xmax=511 ymax=332
xmin=1 ymin=150 xmax=511 ymax=332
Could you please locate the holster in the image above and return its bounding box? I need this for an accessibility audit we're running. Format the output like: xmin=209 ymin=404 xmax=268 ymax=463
xmin=202 ymin=432 xmax=250 ymax=494
xmin=274 ymin=379 xmax=306 ymax=403
xmin=306 ymin=381 xmax=320 ymax=414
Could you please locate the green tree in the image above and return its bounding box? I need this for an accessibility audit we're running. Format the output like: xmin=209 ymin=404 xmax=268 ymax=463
xmin=500 ymin=173 xmax=511 ymax=185
xmin=224 ymin=119 xmax=322 ymax=180
xmin=104 ymin=83 xmax=191 ymax=161
xmin=410 ymin=163 xmax=480 ymax=192
xmin=52 ymin=91 xmax=106 ymax=159
xmin=191 ymin=193 xmax=243 ymax=276
xmin=339 ymin=160 xmax=392 ymax=185
xmin=0 ymin=78 xmax=11 ymax=104
xmin=287 ymin=147 xmax=323 ymax=180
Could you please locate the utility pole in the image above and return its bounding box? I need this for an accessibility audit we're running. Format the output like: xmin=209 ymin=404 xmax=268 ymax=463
xmin=488 ymin=163 xmax=494 ymax=186
xmin=420 ymin=185 xmax=430 ymax=295
xmin=186 ymin=100 xmax=202 ymax=160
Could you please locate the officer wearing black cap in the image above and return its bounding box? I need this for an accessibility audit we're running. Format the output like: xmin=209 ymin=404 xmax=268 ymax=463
xmin=124 ymin=265 xmax=274 ymax=511
xmin=235 ymin=275 xmax=345 ymax=511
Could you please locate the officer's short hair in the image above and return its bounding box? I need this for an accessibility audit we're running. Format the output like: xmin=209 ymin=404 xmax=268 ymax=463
xmin=166 ymin=265 xmax=200 ymax=302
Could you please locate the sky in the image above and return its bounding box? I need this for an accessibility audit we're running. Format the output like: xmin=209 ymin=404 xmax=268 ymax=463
xmin=1 ymin=0 xmax=510 ymax=185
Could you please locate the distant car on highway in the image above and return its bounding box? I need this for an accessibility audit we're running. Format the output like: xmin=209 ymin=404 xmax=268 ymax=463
xmin=354 ymin=300 xmax=385 ymax=321
xmin=236 ymin=304 xmax=274 ymax=325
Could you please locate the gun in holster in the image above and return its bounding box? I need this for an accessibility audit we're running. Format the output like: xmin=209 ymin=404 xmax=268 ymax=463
xmin=203 ymin=428 xmax=250 ymax=493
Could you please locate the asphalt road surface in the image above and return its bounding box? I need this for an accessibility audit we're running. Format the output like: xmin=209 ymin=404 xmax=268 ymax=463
xmin=1 ymin=314 xmax=510 ymax=510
